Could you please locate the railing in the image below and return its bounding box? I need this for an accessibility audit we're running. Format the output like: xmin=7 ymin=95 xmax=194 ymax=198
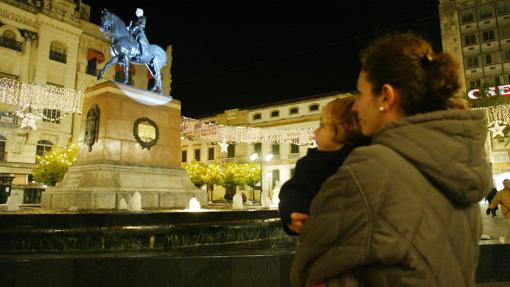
xmin=0 ymin=37 xmax=22 ymax=51
xmin=49 ymin=50 xmax=67 ymax=63
xmin=288 ymin=153 xmax=302 ymax=160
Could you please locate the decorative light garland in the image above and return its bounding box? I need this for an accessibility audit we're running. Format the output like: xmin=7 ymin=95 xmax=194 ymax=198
xmin=474 ymin=104 xmax=510 ymax=163
xmin=0 ymin=78 xmax=83 ymax=129
xmin=181 ymin=116 xmax=315 ymax=147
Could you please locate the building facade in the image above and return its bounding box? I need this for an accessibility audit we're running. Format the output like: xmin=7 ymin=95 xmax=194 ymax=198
xmin=0 ymin=0 xmax=173 ymax=199
xmin=440 ymin=0 xmax=510 ymax=184
xmin=181 ymin=92 xmax=347 ymax=201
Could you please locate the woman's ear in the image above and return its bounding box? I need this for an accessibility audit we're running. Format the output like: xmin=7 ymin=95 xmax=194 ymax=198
xmin=379 ymin=83 xmax=399 ymax=110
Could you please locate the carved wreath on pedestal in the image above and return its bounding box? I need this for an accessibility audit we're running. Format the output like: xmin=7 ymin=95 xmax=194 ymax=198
xmin=133 ymin=117 xmax=159 ymax=150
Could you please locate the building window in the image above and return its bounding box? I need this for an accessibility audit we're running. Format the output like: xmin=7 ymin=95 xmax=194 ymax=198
xmin=208 ymin=147 xmax=215 ymax=160
xmin=86 ymin=58 xmax=97 ymax=76
xmin=481 ymin=30 xmax=496 ymax=42
xmin=290 ymin=144 xmax=300 ymax=154
xmin=49 ymin=41 xmax=67 ymax=63
xmin=309 ymin=104 xmax=319 ymax=112
xmin=115 ymin=71 xmax=133 ymax=84
xmin=485 ymin=54 xmax=493 ymax=65
xmin=478 ymin=5 xmax=494 ymax=19
xmin=497 ymin=0 xmax=510 ymax=16
xmin=270 ymin=110 xmax=279 ymax=118
xmin=466 ymin=55 xmax=480 ymax=68
xmin=194 ymin=149 xmax=201 ymax=161
xmin=252 ymin=113 xmax=261 ymax=120
xmin=147 ymin=78 xmax=155 ymax=90
xmin=289 ymin=107 xmax=299 ymax=115
xmin=484 ymin=52 xmax=501 ymax=65
xmin=227 ymin=144 xmax=235 ymax=158
xmin=502 ymin=25 xmax=510 ymax=39
xmin=254 ymin=143 xmax=261 ymax=155
xmin=461 ymin=11 xmax=475 ymax=23
xmin=495 ymin=76 xmax=502 ymax=86
xmin=272 ymin=169 xmax=280 ymax=187
xmin=0 ymin=135 xmax=5 ymax=162
xmin=271 ymin=144 xmax=280 ymax=156
xmin=468 ymin=79 xmax=481 ymax=90
xmin=181 ymin=150 xmax=187 ymax=163
xmin=42 ymin=108 xmax=61 ymax=124
xmin=463 ymin=33 xmax=477 ymax=46
xmin=36 ymin=140 xmax=53 ymax=161
xmin=0 ymin=30 xmax=22 ymax=52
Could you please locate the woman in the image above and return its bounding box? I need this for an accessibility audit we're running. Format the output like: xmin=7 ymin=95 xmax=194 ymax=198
xmin=290 ymin=32 xmax=491 ymax=287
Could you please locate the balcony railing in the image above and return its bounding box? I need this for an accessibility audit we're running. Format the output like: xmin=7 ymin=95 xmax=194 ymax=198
xmin=49 ymin=50 xmax=67 ymax=63
xmin=0 ymin=37 xmax=22 ymax=51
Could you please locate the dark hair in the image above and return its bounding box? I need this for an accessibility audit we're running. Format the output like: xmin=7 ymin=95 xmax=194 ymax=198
xmin=360 ymin=32 xmax=466 ymax=115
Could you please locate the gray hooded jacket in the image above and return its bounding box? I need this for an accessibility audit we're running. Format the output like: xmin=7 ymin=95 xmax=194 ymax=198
xmin=290 ymin=109 xmax=492 ymax=287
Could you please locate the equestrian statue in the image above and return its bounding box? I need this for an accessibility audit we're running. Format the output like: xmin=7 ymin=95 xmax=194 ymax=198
xmin=97 ymin=8 xmax=167 ymax=95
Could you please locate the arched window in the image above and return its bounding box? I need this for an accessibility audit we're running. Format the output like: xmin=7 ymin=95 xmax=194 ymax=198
xmin=0 ymin=135 xmax=6 ymax=162
xmin=49 ymin=41 xmax=67 ymax=63
xmin=36 ymin=140 xmax=53 ymax=159
xmin=2 ymin=30 xmax=15 ymax=40
xmin=0 ymin=29 xmax=22 ymax=51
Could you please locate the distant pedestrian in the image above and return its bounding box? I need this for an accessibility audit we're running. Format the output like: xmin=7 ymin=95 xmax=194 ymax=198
xmin=488 ymin=179 xmax=510 ymax=218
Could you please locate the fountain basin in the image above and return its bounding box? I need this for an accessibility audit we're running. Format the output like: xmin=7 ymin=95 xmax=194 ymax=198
xmin=0 ymin=208 xmax=294 ymax=254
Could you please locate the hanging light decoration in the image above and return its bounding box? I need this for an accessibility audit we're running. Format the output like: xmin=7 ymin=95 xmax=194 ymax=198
xmin=181 ymin=116 xmax=315 ymax=146
xmin=0 ymin=78 xmax=83 ymax=129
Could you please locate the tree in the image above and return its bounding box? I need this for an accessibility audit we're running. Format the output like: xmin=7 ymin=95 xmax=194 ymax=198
xmin=221 ymin=163 xmax=245 ymax=201
xmin=33 ymin=145 xmax=78 ymax=186
xmin=184 ymin=161 xmax=207 ymax=188
xmin=243 ymin=163 xmax=261 ymax=200
xmin=203 ymin=163 xmax=223 ymax=201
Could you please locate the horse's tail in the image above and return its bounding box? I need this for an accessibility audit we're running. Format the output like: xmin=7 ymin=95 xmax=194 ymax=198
xmin=151 ymin=45 xmax=167 ymax=66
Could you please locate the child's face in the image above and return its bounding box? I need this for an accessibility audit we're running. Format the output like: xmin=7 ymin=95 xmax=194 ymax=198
xmin=314 ymin=111 xmax=342 ymax=151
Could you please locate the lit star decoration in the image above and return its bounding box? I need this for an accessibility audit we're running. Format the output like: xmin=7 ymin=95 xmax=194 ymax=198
xmin=219 ymin=141 xmax=229 ymax=153
xmin=489 ymin=121 xmax=507 ymax=138
xmin=15 ymin=109 xmax=41 ymax=130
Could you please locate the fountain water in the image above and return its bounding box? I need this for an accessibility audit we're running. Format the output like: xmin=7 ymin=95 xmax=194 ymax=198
xmin=186 ymin=196 xmax=202 ymax=211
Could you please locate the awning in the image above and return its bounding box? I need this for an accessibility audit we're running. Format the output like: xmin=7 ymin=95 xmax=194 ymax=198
xmin=87 ymin=49 xmax=105 ymax=64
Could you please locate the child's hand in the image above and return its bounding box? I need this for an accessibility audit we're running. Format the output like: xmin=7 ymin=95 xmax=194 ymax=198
xmin=288 ymin=212 xmax=309 ymax=234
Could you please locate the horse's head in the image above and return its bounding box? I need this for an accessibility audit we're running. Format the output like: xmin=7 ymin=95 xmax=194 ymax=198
xmin=99 ymin=9 xmax=112 ymax=35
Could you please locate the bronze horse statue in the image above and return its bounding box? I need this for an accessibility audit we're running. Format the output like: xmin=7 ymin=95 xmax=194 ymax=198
xmin=97 ymin=10 xmax=167 ymax=94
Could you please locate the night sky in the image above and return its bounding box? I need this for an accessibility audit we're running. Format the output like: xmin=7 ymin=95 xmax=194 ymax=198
xmin=83 ymin=1 xmax=441 ymax=118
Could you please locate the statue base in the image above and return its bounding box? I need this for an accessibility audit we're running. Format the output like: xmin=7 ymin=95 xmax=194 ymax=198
xmin=41 ymin=161 xmax=207 ymax=210
xmin=41 ymin=81 xmax=205 ymax=210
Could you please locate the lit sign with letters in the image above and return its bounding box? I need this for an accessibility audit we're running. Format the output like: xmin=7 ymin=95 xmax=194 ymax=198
xmin=468 ymin=84 xmax=510 ymax=99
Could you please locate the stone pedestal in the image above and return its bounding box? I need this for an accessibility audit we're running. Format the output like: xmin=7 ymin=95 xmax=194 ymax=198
xmin=41 ymin=81 xmax=206 ymax=210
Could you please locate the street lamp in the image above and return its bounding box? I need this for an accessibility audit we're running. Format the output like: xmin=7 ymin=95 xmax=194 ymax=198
xmin=249 ymin=152 xmax=272 ymax=202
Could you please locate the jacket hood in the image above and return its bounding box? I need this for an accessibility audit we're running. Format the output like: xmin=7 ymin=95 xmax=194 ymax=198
xmin=373 ymin=109 xmax=492 ymax=206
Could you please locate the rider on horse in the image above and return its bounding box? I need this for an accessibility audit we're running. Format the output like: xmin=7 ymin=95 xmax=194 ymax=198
xmin=127 ymin=8 xmax=150 ymax=62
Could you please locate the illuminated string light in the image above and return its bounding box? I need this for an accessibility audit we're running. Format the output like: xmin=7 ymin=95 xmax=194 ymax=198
xmin=181 ymin=116 xmax=315 ymax=146
xmin=0 ymin=78 xmax=83 ymax=129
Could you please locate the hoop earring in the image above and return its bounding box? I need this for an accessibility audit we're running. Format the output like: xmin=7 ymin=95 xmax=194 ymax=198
xmin=378 ymin=106 xmax=385 ymax=112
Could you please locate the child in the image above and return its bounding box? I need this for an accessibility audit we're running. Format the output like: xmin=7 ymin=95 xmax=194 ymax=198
xmin=278 ymin=95 xmax=367 ymax=235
